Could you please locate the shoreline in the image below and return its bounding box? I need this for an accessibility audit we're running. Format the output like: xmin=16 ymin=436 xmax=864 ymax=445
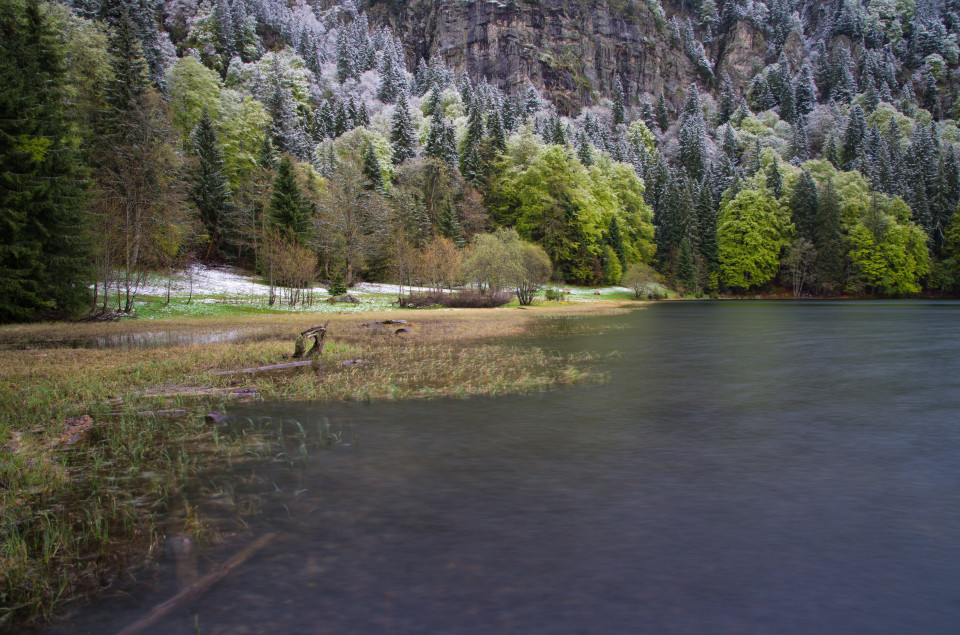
xmin=0 ymin=301 xmax=632 ymax=631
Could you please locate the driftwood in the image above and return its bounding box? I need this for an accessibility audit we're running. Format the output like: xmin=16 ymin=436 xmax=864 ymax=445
xmin=213 ymin=361 xmax=315 ymax=375
xmin=116 ymin=533 xmax=276 ymax=635
xmin=293 ymin=321 xmax=330 ymax=359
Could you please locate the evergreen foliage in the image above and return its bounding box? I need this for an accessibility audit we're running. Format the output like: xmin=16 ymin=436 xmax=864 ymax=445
xmin=0 ymin=0 xmax=91 ymax=321
xmin=269 ymin=155 xmax=311 ymax=241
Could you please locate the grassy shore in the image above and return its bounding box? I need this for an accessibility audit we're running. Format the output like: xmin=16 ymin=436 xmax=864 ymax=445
xmin=0 ymin=301 xmax=632 ymax=630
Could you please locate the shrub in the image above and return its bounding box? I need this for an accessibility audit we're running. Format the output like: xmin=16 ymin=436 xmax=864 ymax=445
xmin=401 ymin=290 xmax=513 ymax=308
xmin=327 ymin=273 xmax=347 ymax=296
xmin=544 ymin=288 xmax=564 ymax=301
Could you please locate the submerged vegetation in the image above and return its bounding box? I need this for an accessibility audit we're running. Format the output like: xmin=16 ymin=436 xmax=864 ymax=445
xmin=0 ymin=303 xmax=622 ymax=629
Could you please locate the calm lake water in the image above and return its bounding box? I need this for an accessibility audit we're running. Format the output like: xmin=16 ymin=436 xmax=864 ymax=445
xmin=56 ymin=301 xmax=960 ymax=634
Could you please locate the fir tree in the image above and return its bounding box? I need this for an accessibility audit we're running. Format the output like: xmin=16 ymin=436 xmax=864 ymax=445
xmin=655 ymin=93 xmax=670 ymax=131
xmin=390 ymin=96 xmax=417 ymax=164
xmin=612 ymin=74 xmax=626 ymax=126
xmin=576 ymin=130 xmax=593 ymax=167
xmin=815 ymin=179 xmax=845 ymax=293
xmin=487 ymin=108 xmax=506 ymax=153
xmin=790 ymin=170 xmax=819 ymax=243
xmin=362 ymin=140 xmax=385 ymax=193
xmin=766 ymin=155 xmax=783 ymax=199
xmin=695 ymin=174 xmax=719 ymax=270
xmin=607 ymin=216 xmax=626 ymax=267
xmin=679 ymin=84 xmax=707 ymax=181
xmin=460 ymin=104 xmax=484 ymax=181
xmin=842 ymin=105 xmax=867 ymax=170
xmin=0 ymin=0 xmax=91 ymax=320
xmin=190 ymin=111 xmax=233 ymax=260
xmin=269 ymin=155 xmax=311 ymax=241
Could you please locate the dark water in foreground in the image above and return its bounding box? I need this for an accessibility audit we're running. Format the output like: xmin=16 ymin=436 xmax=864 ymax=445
xmin=57 ymin=302 xmax=960 ymax=634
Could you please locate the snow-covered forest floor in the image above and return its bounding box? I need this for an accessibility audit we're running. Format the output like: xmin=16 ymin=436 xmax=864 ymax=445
xmin=128 ymin=264 xmax=636 ymax=318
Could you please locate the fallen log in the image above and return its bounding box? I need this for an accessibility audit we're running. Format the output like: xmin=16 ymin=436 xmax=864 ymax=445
xmin=116 ymin=533 xmax=276 ymax=635
xmin=213 ymin=361 xmax=315 ymax=375
xmin=293 ymin=321 xmax=330 ymax=359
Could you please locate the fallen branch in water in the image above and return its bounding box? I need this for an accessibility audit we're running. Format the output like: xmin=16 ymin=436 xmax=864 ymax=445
xmin=115 ymin=532 xmax=276 ymax=635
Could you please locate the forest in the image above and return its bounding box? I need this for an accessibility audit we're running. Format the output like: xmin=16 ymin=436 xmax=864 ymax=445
xmin=5 ymin=0 xmax=960 ymax=323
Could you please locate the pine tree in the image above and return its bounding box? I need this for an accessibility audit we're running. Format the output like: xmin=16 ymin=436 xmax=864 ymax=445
xmin=390 ymin=96 xmax=417 ymax=164
xmin=695 ymin=174 xmax=718 ymax=271
xmin=815 ymin=179 xmax=845 ymax=293
xmin=716 ymin=75 xmax=737 ymax=126
xmin=460 ymin=104 xmax=485 ymax=182
xmin=576 ymin=130 xmax=593 ymax=167
xmin=612 ymin=74 xmax=626 ymax=126
xmin=607 ymin=216 xmax=626 ymax=267
xmin=362 ymin=140 xmax=385 ymax=193
xmin=655 ymin=93 xmax=670 ymax=131
xmin=0 ymin=0 xmax=91 ymax=320
xmin=677 ymin=237 xmax=695 ymax=292
xmin=791 ymin=116 xmax=809 ymax=162
xmin=790 ymin=170 xmax=819 ymax=243
xmin=842 ymin=105 xmax=867 ymax=170
xmin=269 ymin=155 xmax=311 ymax=241
xmin=191 ymin=111 xmax=233 ymax=260
xmin=487 ymin=108 xmax=506 ymax=153
xmin=679 ymin=84 xmax=707 ymax=181
xmin=794 ymin=63 xmax=817 ymax=116
xmin=766 ymin=155 xmax=783 ymax=199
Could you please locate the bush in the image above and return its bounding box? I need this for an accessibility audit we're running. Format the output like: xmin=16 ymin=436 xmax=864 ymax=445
xmin=400 ymin=290 xmax=513 ymax=308
xmin=544 ymin=288 xmax=564 ymax=301
xmin=327 ymin=273 xmax=347 ymax=296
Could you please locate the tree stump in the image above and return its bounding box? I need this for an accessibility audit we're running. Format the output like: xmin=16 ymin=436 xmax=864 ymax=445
xmin=293 ymin=321 xmax=330 ymax=359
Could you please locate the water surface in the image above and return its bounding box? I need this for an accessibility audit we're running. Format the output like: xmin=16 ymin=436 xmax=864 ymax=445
xmin=56 ymin=301 xmax=960 ymax=634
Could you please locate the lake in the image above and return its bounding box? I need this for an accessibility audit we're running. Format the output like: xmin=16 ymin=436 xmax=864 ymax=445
xmin=54 ymin=301 xmax=960 ymax=634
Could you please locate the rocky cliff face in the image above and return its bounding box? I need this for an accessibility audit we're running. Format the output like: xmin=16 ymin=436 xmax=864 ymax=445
xmin=367 ymin=0 xmax=768 ymax=114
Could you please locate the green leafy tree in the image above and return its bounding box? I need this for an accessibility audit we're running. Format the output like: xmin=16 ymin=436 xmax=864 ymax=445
xmin=718 ymin=188 xmax=788 ymax=291
xmin=847 ymin=198 xmax=930 ymax=295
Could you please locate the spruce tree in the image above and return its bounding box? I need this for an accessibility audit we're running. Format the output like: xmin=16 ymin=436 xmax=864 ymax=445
xmin=0 ymin=0 xmax=91 ymax=320
xmin=191 ymin=111 xmax=233 ymax=260
xmin=790 ymin=170 xmax=819 ymax=243
xmin=679 ymin=84 xmax=707 ymax=181
xmin=390 ymin=96 xmax=417 ymax=164
xmin=607 ymin=216 xmax=626 ymax=267
xmin=655 ymin=93 xmax=670 ymax=131
xmin=487 ymin=108 xmax=506 ymax=153
xmin=766 ymin=155 xmax=783 ymax=199
xmin=269 ymin=155 xmax=311 ymax=241
xmin=815 ymin=179 xmax=845 ymax=293
xmin=612 ymin=74 xmax=626 ymax=126
xmin=362 ymin=140 xmax=385 ymax=193
xmin=695 ymin=174 xmax=719 ymax=270
xmin=460 ymin=104 xmax=484 ymax=182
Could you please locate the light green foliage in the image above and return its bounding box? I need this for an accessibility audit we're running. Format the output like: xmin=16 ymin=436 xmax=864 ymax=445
xmin=488 ymin=142 xmax=654 ymax=284
xmin=627 ymin=120 xmax=657 ymax=154
xmin=801 ymin=160 xmax=872 ymax=225
xmin=168 ymin=57 xmax=223 ymax=139
xmin=847 ymin=200 xmax=930 ymax=295
xmin=718 ymin=188 xmax=789 ymax=290
xmin=216 ymin=90 xmax=269 ymax=189
xmin=866 ymin=105 xmax=914 ymax=140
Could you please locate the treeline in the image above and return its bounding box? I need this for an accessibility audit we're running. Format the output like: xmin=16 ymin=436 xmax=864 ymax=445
xmin=4 ymin=0 xmax=960 ymax=322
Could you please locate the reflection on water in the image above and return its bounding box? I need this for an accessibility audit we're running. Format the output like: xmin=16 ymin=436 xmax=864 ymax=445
xmin=54 ymin=302 xmax=960 ymax=634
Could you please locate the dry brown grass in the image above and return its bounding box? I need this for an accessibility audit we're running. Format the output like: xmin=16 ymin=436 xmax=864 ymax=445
xmin=0 ymin=302 xmax=632 ymax=630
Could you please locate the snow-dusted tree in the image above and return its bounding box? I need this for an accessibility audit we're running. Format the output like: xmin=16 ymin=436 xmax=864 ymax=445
xmin=362 ymin=139 xmax=385 ymax=193
xmin=678 ymin=84 xmax=708 ymax=181
xmin=390 ymin=96 xmax=417 ymax=164
xmin=612 ymin=74 xmax=626 ymax=125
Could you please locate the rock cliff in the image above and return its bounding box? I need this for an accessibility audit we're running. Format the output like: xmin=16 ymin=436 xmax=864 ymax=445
xmin=365 ymin=0 xmax=768 ymax=114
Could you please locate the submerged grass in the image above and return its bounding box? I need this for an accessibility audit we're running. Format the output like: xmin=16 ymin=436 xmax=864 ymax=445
xmin=0 ymin=302 xmax=631 ymax=630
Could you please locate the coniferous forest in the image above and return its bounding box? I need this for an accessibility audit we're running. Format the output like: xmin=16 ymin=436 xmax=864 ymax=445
xmin=5 ymin=0 xmax=960 ymax=322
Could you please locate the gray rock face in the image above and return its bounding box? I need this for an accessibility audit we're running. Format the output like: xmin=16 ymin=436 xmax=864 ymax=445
xmin=372 ymin=0 xmax=767 ymax=114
